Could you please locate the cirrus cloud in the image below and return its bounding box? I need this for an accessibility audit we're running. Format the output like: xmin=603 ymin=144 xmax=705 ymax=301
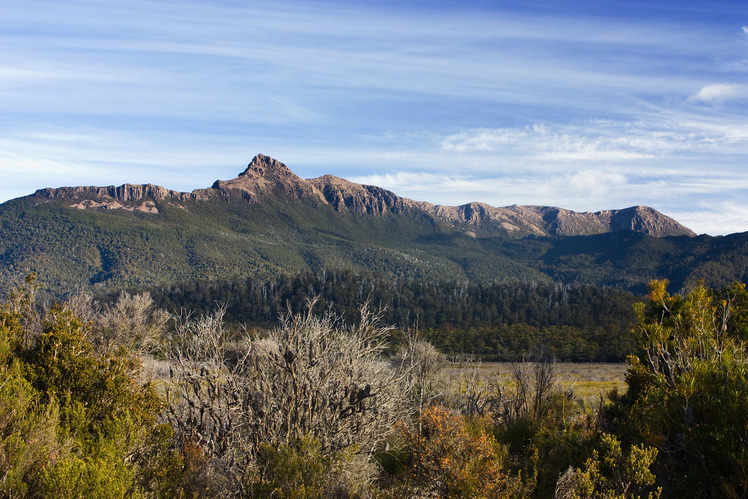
xmin=438 ymin=120 xmax=731 ymax=163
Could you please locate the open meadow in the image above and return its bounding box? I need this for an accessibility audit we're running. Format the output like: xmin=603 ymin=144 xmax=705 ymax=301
xmin=444 ymin=361 xmax=628 ymax=404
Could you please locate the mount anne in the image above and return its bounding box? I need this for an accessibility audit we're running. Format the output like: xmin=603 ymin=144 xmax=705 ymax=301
xmin=35 ymin=154 xmax=694 ymax=239
xmin=2 ymin=154 xmax=744 ymax=296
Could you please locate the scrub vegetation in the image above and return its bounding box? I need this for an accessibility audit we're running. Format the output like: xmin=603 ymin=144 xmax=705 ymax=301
xmin=1 ymin=273 xmax=746 ymax=497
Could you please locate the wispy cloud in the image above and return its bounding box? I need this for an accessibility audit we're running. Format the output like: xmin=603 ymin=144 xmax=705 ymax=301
xmin=1 ymin=0 xmax=747 ymax=234
xmin=688 ymin=83 xmax=748 ymax=104
xmin=439 ymin=118 xmax=747 ymax=168
xmin=441 ymin=124 xmax=660 ymax=161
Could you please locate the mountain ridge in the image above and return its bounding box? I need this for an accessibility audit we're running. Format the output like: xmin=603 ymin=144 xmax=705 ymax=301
xmin=31 ymin=153 xmax=695 ymax=238
xmin=2 ymin=153 xmax=745 ymax=297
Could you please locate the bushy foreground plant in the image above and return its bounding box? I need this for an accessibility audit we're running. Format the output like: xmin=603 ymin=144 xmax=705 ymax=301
xmin=554 ymin=433 xmax=661 ymax=499
xmin=165 ymin=300 xmax=413 ymax=495
xmin=609 ymin=280 xmax=748 ymax=497
xmin=247 ymin=435 xmax=373 ymax=498
xmin=0 ymin=276 xmax=178 ymax=497
xmin=391 ymin=405 xmax=526 ymax=498
xmin=0 ymin=321 xmax=62 ymax=496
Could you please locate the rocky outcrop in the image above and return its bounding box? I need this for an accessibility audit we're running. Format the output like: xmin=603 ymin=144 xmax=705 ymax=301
xmin=211 ymin=155 xmax=412 ymax=215
xmin=210 ymin=154 xmax=326 ymax=203
xmin=309 ymin=175 xmax=413 ymax=215
xmin=29 ymin=154 xmax=695 ymax=237
xmin=420 ymin=202 xmax=549 ymax=235
xmin=418 ymin=202 xmax=695 ymax=237
xmin=35 ymin=184 xmax=184 ymax=202
xmin=33 ymin=184 xmax=207 ymax=213
xmin=606 ymin=206 xmax=694 ymax=237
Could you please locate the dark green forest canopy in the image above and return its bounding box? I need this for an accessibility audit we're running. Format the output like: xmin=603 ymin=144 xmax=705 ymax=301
xmin=124 ymin=271 xmax=641 ymax=361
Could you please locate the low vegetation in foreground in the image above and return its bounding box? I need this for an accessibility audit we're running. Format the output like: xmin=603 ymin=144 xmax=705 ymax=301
xmin=1 ymin=274 xmax=746 ymax=497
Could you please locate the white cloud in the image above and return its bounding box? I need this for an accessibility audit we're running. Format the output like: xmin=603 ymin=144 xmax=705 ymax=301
xmin=438 ymin=120 xmax=738 ymax=164
xmin=673 ymin=201 xmax=748 ymax=236
xmin=566 ymin=170 xmax=628 ymax=195
xmin=688 ymin=83 xmax=748 ymax=104
xmin=440 ymin=128 xmax=532 ymax=152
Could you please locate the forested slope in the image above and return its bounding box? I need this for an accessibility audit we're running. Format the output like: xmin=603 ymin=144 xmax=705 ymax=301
xmin=2 ymin=191 xmax=746 ymax=299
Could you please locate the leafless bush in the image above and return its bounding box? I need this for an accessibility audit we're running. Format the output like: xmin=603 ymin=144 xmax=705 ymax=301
xmin=64 ymin=289 xmax=97 ymax=325
xmin=458 ymin=365 xmax=505 ymax=418
xmin=95 ymin=292 xmax=169 ymax=355
xmin=164 ymin=306 xmax=250 ymax=494
xmin=3 ymin=273 xmax=44 ymax=346
xmin=244 ymin=301 xmax=408 ymax=457
xmin=64 ymin=290 xmax=169 ymax=356
xmin=554 ymin=466 xmax=578 ymax=499
xmin=509 ymin=357 xmax=559 ymax=424
xmin=445 ymin=357 xmax=561 ymax=426
xmin=165 ymin=300 xmax=415 ymax=494
xmin=395 ymin=328 xmax=446 ymax=418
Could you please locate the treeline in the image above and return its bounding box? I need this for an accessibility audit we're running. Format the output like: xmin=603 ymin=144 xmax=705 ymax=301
xmin=139 ymin=270 xmax=641 ymax=361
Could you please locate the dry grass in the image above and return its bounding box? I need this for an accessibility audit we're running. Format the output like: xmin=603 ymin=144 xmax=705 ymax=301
xmin=443 ymin=361 xmax=628 ymax=403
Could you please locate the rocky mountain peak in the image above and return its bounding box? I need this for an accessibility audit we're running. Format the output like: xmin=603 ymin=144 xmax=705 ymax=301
xmin=213 ymin=155 xmax=696 ymax=235
xmin=211 ymin=154 xmax=325 ymax=203
xmin=238 ymin=154 xmax=297 ymax=180
xmin=608 ymin=205 xmax=694 ymax=237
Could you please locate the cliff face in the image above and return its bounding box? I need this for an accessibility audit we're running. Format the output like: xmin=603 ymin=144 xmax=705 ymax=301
xmin=606 ymin=206 xmax=695 ymax=237
xmin=416 ymin=202 xmax=695 ymax=238
xmin=33 ymin=184 xmax=205 ymax=213
xmin=309 ymin=175 xmax=414 ymax=215
xmin=28 ymin=154 xmax=696 ymax=238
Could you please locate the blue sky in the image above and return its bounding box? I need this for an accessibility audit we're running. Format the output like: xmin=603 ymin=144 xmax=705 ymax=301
xmin=1 ymin=0 xmax=747 ymax=235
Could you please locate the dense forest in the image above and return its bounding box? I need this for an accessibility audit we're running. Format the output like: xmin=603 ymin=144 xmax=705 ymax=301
xmin=2 ymin=273 xmax=747 ymax=497
xmin=137 ymin=271 xmax=641 ymax=362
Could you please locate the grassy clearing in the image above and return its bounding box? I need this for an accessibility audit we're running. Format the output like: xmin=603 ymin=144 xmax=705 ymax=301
xmin=443 ymin=361 xmax=628 ymax=404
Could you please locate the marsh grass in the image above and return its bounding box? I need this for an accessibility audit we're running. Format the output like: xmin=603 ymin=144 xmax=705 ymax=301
xmin=443 ymin=362 xmax=627 ymax=404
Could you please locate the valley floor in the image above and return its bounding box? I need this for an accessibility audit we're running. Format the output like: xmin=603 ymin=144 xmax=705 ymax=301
xmin=445 ymin=361 xmax=628 ymax=402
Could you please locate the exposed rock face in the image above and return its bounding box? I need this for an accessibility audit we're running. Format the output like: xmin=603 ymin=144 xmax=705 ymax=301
xmin=309 ymin=175 xmax=412 ymax=215
xmin=418 ymin=202 xmax=695 ymax=237
xmin=420 ymin=202 xmax=549 ymax=235
xmin=35 ymin=184 xmax=184 ymax=202
xmin=607 ymin=206 xmax=694 ymax=237
xmin=68 ymin=199 xmax=159 ymax=213
xmin=213 ymin=154 xmax=411 ymax=214
xmin=29 ymin=154 xmax=695 ymax=237
xmin=33 ymin=184 xmax=205 ymax=213
xmin=211 ymin=154 xmax=326 ymax=203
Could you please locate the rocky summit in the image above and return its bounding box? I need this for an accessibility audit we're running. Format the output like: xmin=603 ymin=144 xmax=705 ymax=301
xmin=32 ymin=153 xmax=695 ymax=238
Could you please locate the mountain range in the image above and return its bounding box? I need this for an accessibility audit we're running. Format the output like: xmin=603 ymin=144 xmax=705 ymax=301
xmin=1 ymin=154 xmax=745 ymax=296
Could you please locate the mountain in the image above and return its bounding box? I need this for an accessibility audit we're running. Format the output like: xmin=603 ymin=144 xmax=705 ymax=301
xmin=32 ymin=154 xmax=694 ymax=237
xmin=1 ymin=154 xmax=744 ymax=297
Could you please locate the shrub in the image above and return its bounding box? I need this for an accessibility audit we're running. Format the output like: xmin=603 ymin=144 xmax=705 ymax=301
xmin=614 ymin=280 xmax=748 ymax=496
xmin=554 ymin=433 xmax=661 ymax=499
xmin=395 ymin=405 xmax=521 ymax=498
